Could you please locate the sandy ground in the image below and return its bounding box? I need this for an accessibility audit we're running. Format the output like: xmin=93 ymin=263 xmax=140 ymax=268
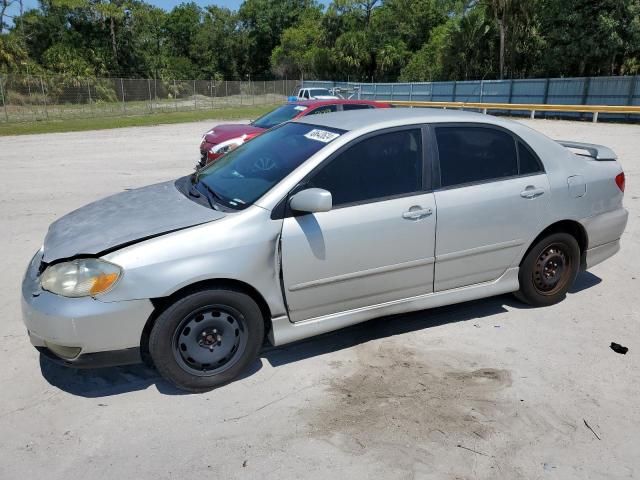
xmin=0 ymin=117 xmax=638 ymax=479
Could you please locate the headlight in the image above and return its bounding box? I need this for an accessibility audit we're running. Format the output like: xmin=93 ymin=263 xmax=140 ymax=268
xmin=210 ymin=135 xmax=246 ymax=155
xmin=40 ymin=258 xmax=122 ymax=298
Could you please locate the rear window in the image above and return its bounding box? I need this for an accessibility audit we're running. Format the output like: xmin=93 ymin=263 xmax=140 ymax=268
xmin=436 ymin=126 xmax=518 ymax=188
xmin=252 ymin=104 xmax=307 ymax=129
xmin=518 ymin=141 xmax=544 ymax=174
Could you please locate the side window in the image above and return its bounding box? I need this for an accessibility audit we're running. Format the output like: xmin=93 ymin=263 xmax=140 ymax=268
xmin=309 ymin=129 xmax=423 ymax=207
xmin=307 ymin=105 xmax=338 ymax=115
xmin=303 ymin=90 xmax=310 ymax=99
xmin=342 ymin=104 xmax=372 ymax=111
xmin=435 ymin=126 xmax=518 ymax=188
xmin=298 ymin=89 xmax=304 ymax=98
xmin=518 ymin=141 xmax=543 ymax=174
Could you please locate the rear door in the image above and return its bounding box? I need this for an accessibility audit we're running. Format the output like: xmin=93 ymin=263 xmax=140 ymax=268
xmin=280 ymin=127 xmax=437 ymax=322
xmin=432 ymin=125 xmax=549 ymax=291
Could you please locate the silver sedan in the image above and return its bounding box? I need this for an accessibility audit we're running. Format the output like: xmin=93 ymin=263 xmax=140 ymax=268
xmin=22 ymin=109 xmax=628 ymax=391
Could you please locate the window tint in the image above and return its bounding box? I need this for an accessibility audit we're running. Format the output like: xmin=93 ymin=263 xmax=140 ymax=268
xmin=342 ymin=104 xmax=372 ymax=111
xmin=307 ymin=105 xmax=338 ymax=115
xmin=198 ymin=123 xmax=344 ymax=209
xmin=436 ymin=127 xmax=518 ymax=187
xmin=518 ymin=141 xmax=543 ymax=174
xmin=309 ymin=129 xmax=423 ymax=206
xmin=252 ymin=104 xmax=308 ymax=129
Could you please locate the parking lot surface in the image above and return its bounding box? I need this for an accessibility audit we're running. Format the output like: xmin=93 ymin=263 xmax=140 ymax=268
xmin=1 ymin=118 xmax=638 ymax=479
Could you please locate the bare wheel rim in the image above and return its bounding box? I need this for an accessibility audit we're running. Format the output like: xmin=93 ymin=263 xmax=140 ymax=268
xmin=172 ymin=304 xmax=248 ymax=377
xmin=532 ymin=242 xmax=572 ymax=296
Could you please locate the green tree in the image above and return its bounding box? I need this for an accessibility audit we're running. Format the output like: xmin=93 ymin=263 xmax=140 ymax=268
xmin=0 ymin=32 xmax=32 ymax=72
xmin=271 ymin=13 xmax=323 ymax=78
xmin=192 ymin=6 xmax=243 ymax=79
xmin=2 ymin=0 xmax=640 ymax=82
xmin=128 ymin=2 xmax=167 ymax=78
xmin=400 ymin=21 xmax=453 ymax=81
xmin=239 ymin=0 xmax=321 ymax=76
xmin=538 ymin=0 xmax=638 ymax=76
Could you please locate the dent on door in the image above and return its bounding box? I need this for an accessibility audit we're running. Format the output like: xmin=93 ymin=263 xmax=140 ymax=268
xmin=280 ymin=194 xmax=437 ymax=322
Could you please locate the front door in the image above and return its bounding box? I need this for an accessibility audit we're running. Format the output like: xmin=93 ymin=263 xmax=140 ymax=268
xmin=280 ymin=127 xmax=437 ymax=322
xmin=432 ymin=125 xmax=550 ymax=291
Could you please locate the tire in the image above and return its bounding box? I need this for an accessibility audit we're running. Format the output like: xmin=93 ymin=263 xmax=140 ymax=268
xmin=149 ymin=288 xmax=264 ymax=392
xmin=514 ymin=232 xmax=580 ymax=307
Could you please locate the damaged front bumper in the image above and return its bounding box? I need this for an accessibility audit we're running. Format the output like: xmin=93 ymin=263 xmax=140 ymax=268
xmin=22 ymin=249 xmax=153 ymax=367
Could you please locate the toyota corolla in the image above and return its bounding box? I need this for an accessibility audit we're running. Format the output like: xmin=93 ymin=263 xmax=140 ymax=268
xmin=22 ymin=109 xmax=627 ymax=392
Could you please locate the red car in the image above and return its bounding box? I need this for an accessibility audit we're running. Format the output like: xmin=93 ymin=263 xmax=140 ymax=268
xmin=198 ymin=99 xmax=390 ymax=168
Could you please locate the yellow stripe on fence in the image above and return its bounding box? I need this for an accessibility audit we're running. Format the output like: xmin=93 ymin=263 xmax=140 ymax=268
xmin=386 ymin=100 xmax=640 ymax=122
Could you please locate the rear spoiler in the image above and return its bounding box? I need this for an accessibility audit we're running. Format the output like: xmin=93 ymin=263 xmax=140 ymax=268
xmin=556 ymin=140 xmax=617 ymax=161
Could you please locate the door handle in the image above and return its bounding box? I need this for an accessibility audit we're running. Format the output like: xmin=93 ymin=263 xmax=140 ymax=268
xmin=402 ymin=207 xmax=433 ymax=220
xmin=520 ymin=186 xmax=545 ymax=199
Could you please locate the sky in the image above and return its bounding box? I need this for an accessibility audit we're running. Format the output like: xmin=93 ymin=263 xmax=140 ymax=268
xmin=5 ymin=0 xmax=331 ymax=18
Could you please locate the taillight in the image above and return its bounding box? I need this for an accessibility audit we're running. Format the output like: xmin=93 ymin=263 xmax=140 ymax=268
xmin=615 ymin=172 xmax=625 ymax=192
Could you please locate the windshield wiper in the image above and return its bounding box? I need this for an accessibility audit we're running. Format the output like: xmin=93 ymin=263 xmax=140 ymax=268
xmin=186 ymin=182 xmax=216 ymax=210
xmin=199 ymin=181 xmax=220 ymax=202
xmin=198 ymin=180 xmax=233 ymax=211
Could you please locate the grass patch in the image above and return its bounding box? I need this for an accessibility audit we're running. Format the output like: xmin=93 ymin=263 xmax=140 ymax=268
xmin=0 ymin=105 xmax=278 ymax=136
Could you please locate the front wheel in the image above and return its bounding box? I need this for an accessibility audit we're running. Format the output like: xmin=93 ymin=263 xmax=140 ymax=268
xmin=149 ymin=288 xmax=264 ymax=392
xmin=515 ymin=233 xmax=580 ymax=307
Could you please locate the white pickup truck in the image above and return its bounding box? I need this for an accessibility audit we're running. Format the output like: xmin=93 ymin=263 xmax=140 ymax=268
xmin=297 ymin=87 xmax=340 ymax=100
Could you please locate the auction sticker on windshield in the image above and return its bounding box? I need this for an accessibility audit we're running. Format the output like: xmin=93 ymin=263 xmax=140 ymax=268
xmin=304 ymin=129 xmax=340 ymax=143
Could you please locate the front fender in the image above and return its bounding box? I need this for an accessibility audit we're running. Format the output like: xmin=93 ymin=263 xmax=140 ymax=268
xmin=98 ymin=206 xmax=287 ymax=317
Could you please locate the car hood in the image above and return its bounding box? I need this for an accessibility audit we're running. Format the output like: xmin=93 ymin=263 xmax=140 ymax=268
xmin=42 ymin=180 xmax=225 ymax=263
xmin=203 ymin=123 xmax=265 ymax=144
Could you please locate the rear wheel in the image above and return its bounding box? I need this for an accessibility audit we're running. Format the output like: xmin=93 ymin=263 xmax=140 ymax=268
xmin=515 ymin=233 xmax=580 ymax=307
xmin=149 ymin=288 xmax=264 ymax=392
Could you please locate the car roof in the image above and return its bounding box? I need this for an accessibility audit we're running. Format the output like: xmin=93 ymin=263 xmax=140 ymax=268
xmin=290 ymin=99 xmax=389 ymax=107
xmin=293 ymin=107 xmax=516 ymax=131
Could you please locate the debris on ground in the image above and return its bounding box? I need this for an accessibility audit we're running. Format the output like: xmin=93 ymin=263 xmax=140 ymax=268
xmin=610 ymin=342 xmax=629 ymax=355
xmin=583 ymin=419 xmax=601 ymax=440
xmin=457 ymin=444 xmax=490 ymax=457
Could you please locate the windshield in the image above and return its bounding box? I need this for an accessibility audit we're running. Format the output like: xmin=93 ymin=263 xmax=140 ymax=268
xmin=252 ymin=104 xmax=308 ymax=129
xmin=310 ymin=89 xmax=332 ymax=96
xmin=196 ymin=122 xmax=344 ymax=209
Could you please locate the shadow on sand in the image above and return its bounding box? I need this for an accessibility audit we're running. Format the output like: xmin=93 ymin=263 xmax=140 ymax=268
xmin=39 ymin=271 xmax=601 ymax=398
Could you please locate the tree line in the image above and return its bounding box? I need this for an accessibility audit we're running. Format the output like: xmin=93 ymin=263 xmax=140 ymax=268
xmin=1 ymin=0 xmax=639 ymax=82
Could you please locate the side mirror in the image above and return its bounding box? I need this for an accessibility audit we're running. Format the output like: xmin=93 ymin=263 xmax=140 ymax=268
xmin=289 ymin=188 xmax=332 ymax=214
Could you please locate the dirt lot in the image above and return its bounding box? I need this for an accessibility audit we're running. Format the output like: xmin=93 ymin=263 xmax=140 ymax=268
xmin=0 ymin=117 xmax=638 ymax=479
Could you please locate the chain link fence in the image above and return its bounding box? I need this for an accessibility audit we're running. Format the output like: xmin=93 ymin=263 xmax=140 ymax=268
xmin=5 ymin=74 xmax=637 ymax=124
xmin=0 ymin=75 xmax=301 ymax=123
